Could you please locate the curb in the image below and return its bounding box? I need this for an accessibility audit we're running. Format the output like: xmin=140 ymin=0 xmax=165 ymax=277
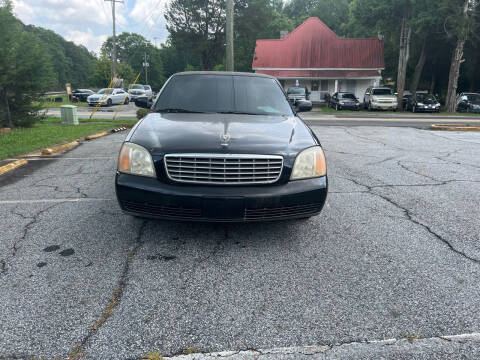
xmin=0 ymin=159 xmax=28 ymax=176
xmin=42 ymin=140 xmax=80 ymax=155
xmin=85 ymin=131 xmax=109 ymax=140
xmin=430 ymin=124 xmax=480 ymax=131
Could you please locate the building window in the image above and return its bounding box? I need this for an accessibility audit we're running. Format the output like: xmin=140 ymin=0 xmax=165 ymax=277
xmin=321 ymin=80 xmax=328 ymax=91
xmin=311 ymin=80 xmax=319 ymax=91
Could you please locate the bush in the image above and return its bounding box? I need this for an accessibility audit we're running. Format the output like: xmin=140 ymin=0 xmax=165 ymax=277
xmin=136 ymin=108 xmax=148 ymax=119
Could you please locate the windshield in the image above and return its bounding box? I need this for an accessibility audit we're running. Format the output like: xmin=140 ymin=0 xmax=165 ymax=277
xmin=287 ymin=87 xmax=306 ymax=95
xmin=467 ymin=94 xmax=480 ymax=103
xmin=372 ymin=88 xmax=393 ymax=95
xmin=416 ymin=94 xmax=436 ymax=102
xmin=155 ymin=74 xmax=294 ymax=116
xmin=97 ymin=88 xmax=113 ymax=95
xmin=340 ymin=93 xmax=356 ymax=100
xmin=130 ymin=84 xmax=144 ymax=89
xmin=143 ymin=86 xmax=150 ymax=90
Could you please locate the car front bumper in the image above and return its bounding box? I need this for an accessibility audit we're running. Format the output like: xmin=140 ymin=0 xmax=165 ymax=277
xmin=371 ymin=103 xmax=398 ymax=110
xmin=115 ymin=173 xmax=328 ymax=222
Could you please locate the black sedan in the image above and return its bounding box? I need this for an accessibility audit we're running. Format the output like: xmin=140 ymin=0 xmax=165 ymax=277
xmin=329 ymin=92 xmax=361 ymax=110
xmin=407 ymin=93 xmax=441 ymax=112
xmin=72 ymin=89 xmax=94 ymax=102
xmin=457 ymin=93 xmax=480 ymax=113
xmin=116 ymin=72 xmax=328 ymax=222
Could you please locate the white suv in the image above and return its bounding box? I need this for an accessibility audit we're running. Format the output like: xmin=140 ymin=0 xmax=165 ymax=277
xmin=364 ymin=87 xmax=398 ymax=111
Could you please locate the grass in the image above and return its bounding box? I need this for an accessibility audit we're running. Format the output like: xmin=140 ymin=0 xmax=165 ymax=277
xmin=34 ymin=94 xmax=89 ymax=108
xmin=312 ymin=106 xmax=480 ymax=117
xmin=0 ymin=117 xmax=137 ymax=160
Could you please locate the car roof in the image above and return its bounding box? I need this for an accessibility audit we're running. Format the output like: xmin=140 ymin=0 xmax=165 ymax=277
xmin=173 ymin=71 xmax=276 ymax=79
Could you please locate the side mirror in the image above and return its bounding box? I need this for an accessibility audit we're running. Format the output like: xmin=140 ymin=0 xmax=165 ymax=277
xmin=365 ymin=93 xmax=370 ymax=96
xmin=134 ymin=96 xmax=151 ymax=109
xmin=296 ymin=100 xmax=312 ymax=112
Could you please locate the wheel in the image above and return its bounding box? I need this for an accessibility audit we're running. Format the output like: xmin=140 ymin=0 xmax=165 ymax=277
xmin=368 ymin=102 xmax=372 ymax=111
xmin=124 ymin=98 xmax=129 ymax=105
xmin=107 ymin=98 xmax=112 ymax=106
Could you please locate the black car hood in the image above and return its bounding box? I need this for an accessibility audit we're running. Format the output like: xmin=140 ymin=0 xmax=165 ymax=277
xmin=127 ymin=113 xmax=317 ymax=156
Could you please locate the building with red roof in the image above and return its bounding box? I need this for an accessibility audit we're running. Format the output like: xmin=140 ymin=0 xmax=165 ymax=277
xmin=252 ymin=17 xmax=385 ymax=103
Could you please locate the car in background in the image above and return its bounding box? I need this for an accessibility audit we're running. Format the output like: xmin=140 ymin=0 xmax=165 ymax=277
xmin=364 ymin=87 xmax=398 ymax=111
xmin=143 ymin=85 xmax=153 ymax=100
xmin=407 ymin=93 xmax=441 ymax=113
xmin=72 ymin=89 xmax=94 ymax=102
xmin=456 ymin=93 xmax=480 ymax=113
xmin=287 ymin=86 xmax=309 ymax=104
xmin=116 ymin=71 xmax=327 ymax=222
xmin=328 ymin=92 xmax=361 ymax=111
xmin=87 ymin=88 xmax=130 ymax=106
xmin=128 ymin=88 xmax=147 ymax=101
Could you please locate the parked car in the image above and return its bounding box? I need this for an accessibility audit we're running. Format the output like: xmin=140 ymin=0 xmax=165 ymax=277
xmin=87 ymin=88 xmax=130 ymax=106
xmin=456 ymin=93 xmax=480 ymax=113
xmin=128 ymin=88 xmax=147 ymax=101
xmin=143 ymin=85 xmax=153 ymax=100
xmin=329 ymin=92 xmax=361 ymax=110
xmin=407 ymin=93 xmax=441 ymax=113
xmin=287 ymin=86 xmax=309 ymax=104
xmin=364 ymin=87 xmax=398 ymax=111
xmin=72 ymin=89 xmax=94 ymax=102
xmin=116 ymin=72 xmax=327 ymax=222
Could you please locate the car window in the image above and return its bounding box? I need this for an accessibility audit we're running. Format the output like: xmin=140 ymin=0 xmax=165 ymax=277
xmin=287 ymin=88 xmax=306 ymax=95
xmin=372 ymin=88 xmax=393 ymax=95
xmin=98 ymin=89 xmax=113 ymax=95
xmin=155 ymin=74 xmax=293 ymax=116
xmin=467 ymin=94 xmax=480 ymax=103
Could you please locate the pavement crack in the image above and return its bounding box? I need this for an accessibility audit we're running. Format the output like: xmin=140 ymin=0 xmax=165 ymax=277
xmin=1 ymin=203 xmax=63 ymax=276
xmin=68 ymin=220 xmax=148 ymax=359
xmin=396 ymin=160 xmax=441 ymax=182
xmin=338 ymin=175 xmax=480 ymax=265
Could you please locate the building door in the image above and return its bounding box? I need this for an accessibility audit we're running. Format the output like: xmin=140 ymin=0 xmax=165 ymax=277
xmin=310 ymin=80 xmax=329 ymax=102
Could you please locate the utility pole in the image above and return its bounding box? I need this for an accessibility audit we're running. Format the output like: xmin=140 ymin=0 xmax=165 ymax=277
xmin=226 ymin=0 xmax=234 ymax=71
xmin=104 ymin=0 xmax=123 ymax=79
xmin=143 ymin=51 xmax=150 ymax=84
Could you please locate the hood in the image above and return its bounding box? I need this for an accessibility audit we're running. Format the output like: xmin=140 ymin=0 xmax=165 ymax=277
xmin=127 ymin=113 xmax=317 ymax=157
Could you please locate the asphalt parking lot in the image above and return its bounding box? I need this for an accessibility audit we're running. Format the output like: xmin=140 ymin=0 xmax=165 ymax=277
xmin=1 ymin=126 xmax=480 ymax=359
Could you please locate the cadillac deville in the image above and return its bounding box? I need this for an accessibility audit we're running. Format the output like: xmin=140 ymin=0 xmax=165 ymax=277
xmin=116 ymin=72 xmax=328 ymax=221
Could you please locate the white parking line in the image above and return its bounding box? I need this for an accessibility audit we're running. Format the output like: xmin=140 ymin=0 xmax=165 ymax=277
xmin=163 ymin=332 xmax=480 ymax=359
xmin=0 ymin=198 xmax=114 ymax=204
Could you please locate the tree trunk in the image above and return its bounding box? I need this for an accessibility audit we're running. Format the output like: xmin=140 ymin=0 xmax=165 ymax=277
xmin=410 ymin=38 xmax=427 ymax=93
xmin=2 ymin=87 xmax=13 ymax=128
xmin=396 ymin=10 xmax=411 ymax=111
xmin=445 ymin=0 xmax=470 ymax=113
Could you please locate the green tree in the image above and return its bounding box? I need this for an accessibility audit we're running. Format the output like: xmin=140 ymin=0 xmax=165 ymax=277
xmin=0 ymin=2 xmax=54 ymax=127
xmin=165 ymin=0 xmax=227 ymax=70
xmin=101 ymin=32 xmax=165 ymax=88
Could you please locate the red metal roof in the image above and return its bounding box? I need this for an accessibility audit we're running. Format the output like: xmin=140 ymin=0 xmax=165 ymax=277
xmin=252 ymin=17 xmax=384 ymax=71
xmin=259 ymin=70 xmax=381 ymax=78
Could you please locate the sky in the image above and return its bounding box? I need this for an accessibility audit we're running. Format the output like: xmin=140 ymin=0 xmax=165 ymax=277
xmin=12 ymin=0 xmax=170 ymax=54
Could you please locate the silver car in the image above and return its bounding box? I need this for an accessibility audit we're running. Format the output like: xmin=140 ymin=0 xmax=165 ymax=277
xmin=87 ymin=88 xmax=130 ymax=107
xmin=364 ymin=87 xmax=398 ymax=111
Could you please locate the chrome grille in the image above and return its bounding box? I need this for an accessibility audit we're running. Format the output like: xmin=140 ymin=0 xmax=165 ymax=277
xmin=164 ymin=154 xmax=283 ymax=185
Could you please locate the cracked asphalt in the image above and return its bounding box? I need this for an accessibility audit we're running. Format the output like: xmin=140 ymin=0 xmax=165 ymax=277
xmin=1 ymin=126 xmax=479 ymax=359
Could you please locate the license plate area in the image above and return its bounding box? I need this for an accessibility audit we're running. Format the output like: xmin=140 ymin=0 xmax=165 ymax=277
xmin=203 ymin=197 xmax=245 ymax=219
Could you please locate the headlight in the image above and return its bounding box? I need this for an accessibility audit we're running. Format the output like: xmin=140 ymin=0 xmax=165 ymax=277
xmin=417 ymin=102 xmax=424 ymax=106
xmin=290 ymin=146 xmax=327 ymax=180
xmin=118 ymin=142 xmax=156 ymax=177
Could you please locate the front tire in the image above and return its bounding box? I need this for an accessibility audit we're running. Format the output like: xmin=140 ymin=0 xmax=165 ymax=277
xmin=124 ymin=98 xmax=129 ymax=105
xmin=107 ymin=98 xmax=113 ymax=107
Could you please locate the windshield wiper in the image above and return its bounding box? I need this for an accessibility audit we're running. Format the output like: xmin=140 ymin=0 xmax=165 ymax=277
xmin=157 ymin=108 xmax=206 ymax=113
